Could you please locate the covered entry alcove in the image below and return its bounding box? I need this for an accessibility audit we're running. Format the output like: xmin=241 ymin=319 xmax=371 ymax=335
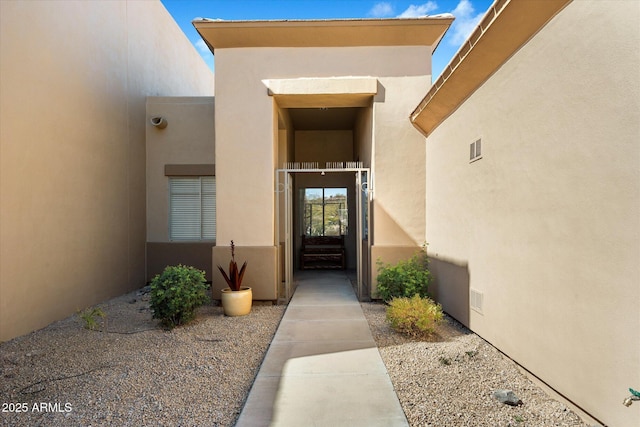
xmin=270 ymin=77 xmax=375 ymax=302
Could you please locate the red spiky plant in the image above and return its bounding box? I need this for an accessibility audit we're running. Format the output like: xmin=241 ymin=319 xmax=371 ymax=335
xmin=217 ymin=240 xmax=247 ymax=291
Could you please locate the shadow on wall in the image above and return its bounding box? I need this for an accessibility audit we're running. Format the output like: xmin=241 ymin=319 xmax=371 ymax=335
xmin=374 ymin=81 xmax=386 ymax=102
xmin=372 ymin=200 xmax=418 ymax=246
xmin=428 ymin=256 xmax=470 ymax=327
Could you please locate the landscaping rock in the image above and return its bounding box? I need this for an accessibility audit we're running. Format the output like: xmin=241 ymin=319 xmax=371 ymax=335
xmin=492 ymin=389 xmax=523 ymax=406
xmin=361 ymin=302 xmax=588 ymax=426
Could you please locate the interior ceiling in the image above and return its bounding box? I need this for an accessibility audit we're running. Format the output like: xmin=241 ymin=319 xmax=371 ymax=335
xmin=288 ymin=107 xmax=359 ymax=130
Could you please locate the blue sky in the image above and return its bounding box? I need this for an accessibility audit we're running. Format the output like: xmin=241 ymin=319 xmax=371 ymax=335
xmin=160 ymin=0 xmax=493 ymax=81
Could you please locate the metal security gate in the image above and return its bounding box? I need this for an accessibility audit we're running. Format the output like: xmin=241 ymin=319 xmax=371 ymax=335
xmin=355 ymin=169 xmax=371 ymax=300
xmin=275 ymin=170 xmax=293 ymax=303
xmin=276 ymin=163 xmax=371 ymax=302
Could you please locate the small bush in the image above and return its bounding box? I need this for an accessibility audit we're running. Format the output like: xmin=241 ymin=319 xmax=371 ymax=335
xmin=386 ymin=294 xmax=443 ymax=338
xmin=78 ymin=307 xmax=106 ymax=331
xmin=376 ymin=248 xmax=432 ymax=302
xmin=150 ymin=265 xmax=209 ymax=329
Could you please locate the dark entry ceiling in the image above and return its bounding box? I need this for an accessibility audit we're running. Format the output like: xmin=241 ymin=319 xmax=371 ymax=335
xmin=288 ymin=107 xmax=360 ymax=130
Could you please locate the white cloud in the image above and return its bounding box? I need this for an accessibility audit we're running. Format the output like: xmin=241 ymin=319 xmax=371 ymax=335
xmin=195 ymin=39 xmax=210 ymax=54
xmin=397 ymin=2 xmax=438 ymax=18
xmin=369 ymin=2 xmax=394 ymax=17
xmin=447 ymin=0 xmax=484 ymax=45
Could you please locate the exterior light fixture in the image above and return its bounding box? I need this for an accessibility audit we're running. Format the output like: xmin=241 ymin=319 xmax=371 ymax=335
xmin=150 ymin=116 xmax=168 ymax=129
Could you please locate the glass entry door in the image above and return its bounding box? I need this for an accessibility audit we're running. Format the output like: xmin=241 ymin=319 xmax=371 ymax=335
xmin=276 ymin=167 xmax=370 ymax=301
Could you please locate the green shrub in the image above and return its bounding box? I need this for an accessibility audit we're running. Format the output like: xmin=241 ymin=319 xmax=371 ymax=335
xmin=376 ymin=248 xmax=432 ymax=302
xmin=150 ymin=265 xmax=209 ymax=328
xmin=78 ymin=307 xmax=106 ymax=331
xmin=386 ymin=294 xmax=443 ymax=338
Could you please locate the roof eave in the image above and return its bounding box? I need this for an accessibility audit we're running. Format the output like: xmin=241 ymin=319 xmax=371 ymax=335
xmin=192 ymin=17 xmax=454 ymax=53
xmin=410 ymin=0 xmax=572 ymax=137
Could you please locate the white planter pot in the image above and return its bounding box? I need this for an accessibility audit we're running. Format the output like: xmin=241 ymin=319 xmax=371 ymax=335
xmin=221 ymin=287 xmax=252 ymax=316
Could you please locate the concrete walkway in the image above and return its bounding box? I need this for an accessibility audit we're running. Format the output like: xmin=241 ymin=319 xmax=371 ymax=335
xmin=235 ymin=271 xmax=409 ymax=427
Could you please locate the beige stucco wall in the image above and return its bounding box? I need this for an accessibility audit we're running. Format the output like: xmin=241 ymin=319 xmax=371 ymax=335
xmin=212 ymin=245 xmax=278 ymax=301
xmin=214 ymin=46 xmax=429 ymax=244
xmin=212 ymin=46 xmax=431 ymax=299
xmin=294 ymin=130 xmax=353 ymax=165
xmin=0 ymin=0 xmax=214 ymax=341
xmin=145 ymin=96 xmax=215 ymax=280
xmin=424 ymin=2 xmax=639 ymax=426
xmin=146 ymin=97 xmax=215 ymax=242
xmin=355 ymin=105 xmax=374 ymax=168
xmin=369 ymin=75 xmax=431 ymax=297
xmin=372 ymin=75 xmax=429 ymax=246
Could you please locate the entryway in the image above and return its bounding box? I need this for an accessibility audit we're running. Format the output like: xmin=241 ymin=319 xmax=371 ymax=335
xmin=276 ymin=163 xmax=371 ymax=302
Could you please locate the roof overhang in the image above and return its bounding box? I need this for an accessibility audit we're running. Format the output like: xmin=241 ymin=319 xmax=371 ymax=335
xmin=410 ymin=0 xmax=572 ymax=137
xmin=192 ymin=17 xmax=454 ymax=53
xmin=263 ymin=77 xmax=378 ymax=108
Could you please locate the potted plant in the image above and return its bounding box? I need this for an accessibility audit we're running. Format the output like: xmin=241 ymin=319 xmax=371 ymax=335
xmin=217 ymin=240 xmax=252 ymax=316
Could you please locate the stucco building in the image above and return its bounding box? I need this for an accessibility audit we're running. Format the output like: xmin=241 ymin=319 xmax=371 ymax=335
xmin=0 ymin=0 xmax=213 ymax=341
xmin=411 ymin=2 xmax=639 ymax=426
xmin=1 ymin=1 xmax=638 ymax=426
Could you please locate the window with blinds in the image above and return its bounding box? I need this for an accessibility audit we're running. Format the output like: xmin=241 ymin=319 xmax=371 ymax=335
xmin=169 ymin=177 xmax=216 ymax=241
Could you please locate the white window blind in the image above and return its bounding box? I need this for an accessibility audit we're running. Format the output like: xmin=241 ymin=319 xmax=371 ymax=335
xmin=470 ymin=138 xmax=482 ymax=162
xmin=169 ymin=177 xmax=216 ymax=241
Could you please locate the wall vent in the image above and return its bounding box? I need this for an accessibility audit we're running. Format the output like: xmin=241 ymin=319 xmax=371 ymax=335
xmin=470 ymin=138 xmax=482 ymax=162
xmin=470 ymin=288 xmax=484 ymax=314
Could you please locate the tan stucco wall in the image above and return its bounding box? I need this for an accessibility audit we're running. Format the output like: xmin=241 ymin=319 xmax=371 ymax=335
xmin=424 ymin=2 xmax=639 ymax=426
xmin=369 ymin=75 xmax=431 ymax=295
xmin=294 ymin=130 xmax=353 ymax=165
xmin=212 ymin=245 xmax=278 ymax=301
xmin=146 ymin=97 xmax=215 ymax=243
xmin=146 ymin=96 xmax=215 ymax=281
xmin=214 ymin=46 xmax=430 ymax=246
xmin=0 ymin=0 xmax=214 ymax=341
xmin=355 ymin=105 xmax=374 ymax=168
xmin=214 ymin=46 xmax=431 ymax=299
xmin=372 ymin=75 xmax=429 ymax=246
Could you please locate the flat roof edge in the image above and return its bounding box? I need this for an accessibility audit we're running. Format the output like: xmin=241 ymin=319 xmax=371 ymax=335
xmin=192 ymin=16 xmax=454 ymax=26
xmin=193 ymin=16 xmax=453 ymax=52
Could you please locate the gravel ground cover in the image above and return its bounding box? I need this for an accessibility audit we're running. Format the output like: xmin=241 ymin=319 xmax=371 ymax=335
xmin=1 ymin=287 xmax=591 ymax=426
xmin=0 ymin=288 xmax=285 ymax=427
xmin=361 ymin=302 xmax=591 ymax=427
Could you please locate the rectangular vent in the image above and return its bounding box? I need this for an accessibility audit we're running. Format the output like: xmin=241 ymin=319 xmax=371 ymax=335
xmin=470 ymin=138 xmax=482 ymax=162
xmin=470 ymin=289 xmax=484 ymax=314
